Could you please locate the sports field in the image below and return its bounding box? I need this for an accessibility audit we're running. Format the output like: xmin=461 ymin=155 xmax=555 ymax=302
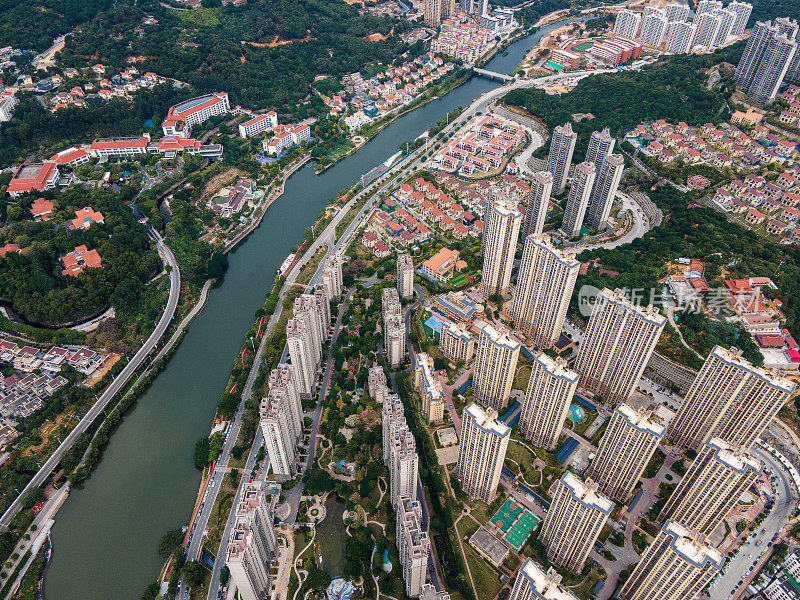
xmin=449 ymin=270 xmax=479 ymax=288
xmin=489 ymin=498 xmax=541 ymax=551
xmin=571 ymin=41 xmax=594 ymax=52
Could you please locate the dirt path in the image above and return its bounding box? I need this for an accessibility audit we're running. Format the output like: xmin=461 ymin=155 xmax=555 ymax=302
xmin=84 ymin=353 xmax=122 ymax=387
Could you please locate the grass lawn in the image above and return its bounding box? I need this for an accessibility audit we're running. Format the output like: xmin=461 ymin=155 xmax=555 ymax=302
xmin=505 ymin=438 xmax=538 ymax=481
xmin=169 ymin=7 xmax=220 ymax=25
xmin=572 ymin=410 xmax=598 ymax=437
xmin=512 ymin=360 xmax=532 ymax=391
xmin=455 ymin=518 xmax=503 ymax=600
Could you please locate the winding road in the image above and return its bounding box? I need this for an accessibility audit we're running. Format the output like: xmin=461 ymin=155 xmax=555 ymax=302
xmin=0 ymin=227 xmax=181 ymax=530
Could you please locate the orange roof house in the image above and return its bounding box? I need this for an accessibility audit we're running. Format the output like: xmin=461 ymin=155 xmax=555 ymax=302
xmin=0 ymin=243 xmax=22 ymax=258
xmin=61 ymin=245 xmax=103 ymax=277
xmin=68 ymin=207 xmax=104 ymax=230
xmin=30 ymin=197 xmax=54 ymax=220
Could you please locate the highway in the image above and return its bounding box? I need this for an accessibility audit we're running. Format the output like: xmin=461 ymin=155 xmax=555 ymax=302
xmin=709 ymin=447 xmax=798 ymax=600
xmin=0 ymin=228 xmax=181 ymax=531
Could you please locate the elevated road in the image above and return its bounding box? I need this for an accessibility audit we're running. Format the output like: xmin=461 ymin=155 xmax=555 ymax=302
xmin=0 ymin=228 xmax=180 ymax=530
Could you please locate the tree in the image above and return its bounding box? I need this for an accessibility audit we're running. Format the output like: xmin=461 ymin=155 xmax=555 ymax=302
xmin=21 ymin=487 xmax=45 ymax=508
xmin=182 ymin=561 xmax=206 ymax=588
xmin=208 ymin=432 xmax=224 ymax=462
xmin=220 ymin=566 xmax=230 ymax=586
xmin=304 ymin=567 xmax=332 ymax=590
xmin=193 ymin=437 xmax=210 ymax=469
xmin=158 ymin=528 xmax=185 ymax=560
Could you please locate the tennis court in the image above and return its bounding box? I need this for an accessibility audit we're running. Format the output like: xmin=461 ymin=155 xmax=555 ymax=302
xmin=489 ymin=498 xmax=541 ymax=551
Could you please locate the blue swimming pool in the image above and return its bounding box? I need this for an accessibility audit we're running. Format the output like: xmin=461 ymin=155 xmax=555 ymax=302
xmin=568 ymin=405 xmax=585 ymax=422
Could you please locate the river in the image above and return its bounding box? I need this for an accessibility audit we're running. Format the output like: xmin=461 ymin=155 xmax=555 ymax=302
xmin=44 ymin=20 xmax=573 ymax=600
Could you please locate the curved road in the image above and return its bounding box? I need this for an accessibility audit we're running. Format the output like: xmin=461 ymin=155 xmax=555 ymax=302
xmin=0 ymin=228 xmax=181 ymax=530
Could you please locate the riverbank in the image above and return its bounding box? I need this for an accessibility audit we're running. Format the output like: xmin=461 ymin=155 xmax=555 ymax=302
xmin=316 ymin=67 xmax=475 ymax=174
xmin=224 ymin=156 xmax=312 ymax=253
xmin=40 ymin=17 xmax=588 ymax=599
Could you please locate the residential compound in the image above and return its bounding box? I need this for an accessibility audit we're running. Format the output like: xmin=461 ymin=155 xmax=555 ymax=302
xmin=522 ymin=171 xmax=554 ymax=238
xmin=455 ymin=403 xmax=510 ymax=502
xmin=539 ymin=473 xmax=613 ymax=572
xmin=518 ymin=353 xmax=578 ymax=450
xmin=510 ymin=234 xmax=579 ymax=348
xmin=735 ymin=17 xmax=800 ymax=104
xmin=380 ymin=384 xmax=428 ymax=597
xmin=659 ymin=437 xmax=762 ymax=535
xmin=397 ymin=253 xmax=415 ymax=299
xmin=322 ymin=250 xmax=344 ymax=301
xmin=396 ymin=496 xmax=430 ymax=597
xmin=574 ymin=288 xmax=666 ymax=404
xmin=433 ymin=114 xmax=526 ymax=176
xmin=614 ymin=1 xmax=751 ymax=54
xmin=480 ymin=190 xmax=521 ymax=297
xmin=439 ymin=320 xmax=475 ymax=363
xmin=630 ymin=118 xmax=798 ymax=186
xmin=286 ymin=294 xmax=325 ymax=397
xmin=383 ymin=288 xmax=407 ymax=368
xmin=0 ymin=341 xmax=106 ymax=444
xmin=430 ymin=13 xmax=494 ymax=64
xmin=547 ymin=123 xmax=578 ymax=194
xmin=342 ymin=54 xmax=455 ymax=130
xmin=388 ymin=422 xmax=419 ymax=509
xmin=619 ymin=521 xmax=723 ymax=600
xmin=471 ymin=321 xmax=520 ymax=411
xmin=668 ymin=345 xmax=795 ymax=450
xmin=225 ymin=481 xmax=278 ymax=600
xmin=587 ymin=403 xmax=664 ymax=502
xmin=259 ymin=364 xmax=303 ymax=480
xmin=414 ymin=353 xmax=445 ymax=423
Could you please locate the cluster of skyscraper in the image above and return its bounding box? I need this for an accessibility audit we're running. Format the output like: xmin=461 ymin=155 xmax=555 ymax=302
xmin=261 ymin=250 xmax=342 ymax=482
xmin=381 ymin=381 xmax=430 ymax=597
xmin=455 ymin=235 xmax=796 ymax=597
xmin=735 ymin=16 xmax=800 ymax=104
xmin=524 ymin=125 xmax=624 ymax=239
xmin=615 ymin=1 xmax=751 ymax=54
xmin=383 ymin=288 xmax=407 ymax=368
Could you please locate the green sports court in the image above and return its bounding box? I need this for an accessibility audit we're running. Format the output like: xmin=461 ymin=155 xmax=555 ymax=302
xmin=489 ymin=498 xmax=541 ymax=551
xmin=570 ymin=41 xmax=595 ymax=52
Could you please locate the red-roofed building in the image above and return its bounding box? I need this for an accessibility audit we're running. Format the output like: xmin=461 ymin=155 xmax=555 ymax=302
xmin=0 ymin=243 xmax=22 ymax=258
xmin=30 ymin=197 xmax=54 ymax=221
xmin=68 ymin=207 xmax=104 ymax=231
xmin=162 ymin=92 xmax=230 ymax=136
xmin=88 ymin=135 xmax=150 ymax=158
xmin=49 ymin=147 xmax=90 ymax=167
xmin=61 ymin=245 xmax=103 ymax=277
xmin=7 ymin=162 xmax=60 ymax=197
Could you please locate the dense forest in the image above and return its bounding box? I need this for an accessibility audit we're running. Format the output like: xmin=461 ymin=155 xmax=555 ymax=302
xmin=55 ymin=0 xmax=410 ymax=110
xmin=574 ymin=185 xmax=800 ymax=365
xmin=0 ymin=0 xmax=115 ymax=53
xmin=0 ymin=187 xmax=161 ymax=326
xmin=504 ymin=47 xmax=742 ymax=156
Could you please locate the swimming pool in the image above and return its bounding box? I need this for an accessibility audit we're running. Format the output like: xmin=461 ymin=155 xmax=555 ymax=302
xmin=568 ymin=404 xmax=586 ymax=422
